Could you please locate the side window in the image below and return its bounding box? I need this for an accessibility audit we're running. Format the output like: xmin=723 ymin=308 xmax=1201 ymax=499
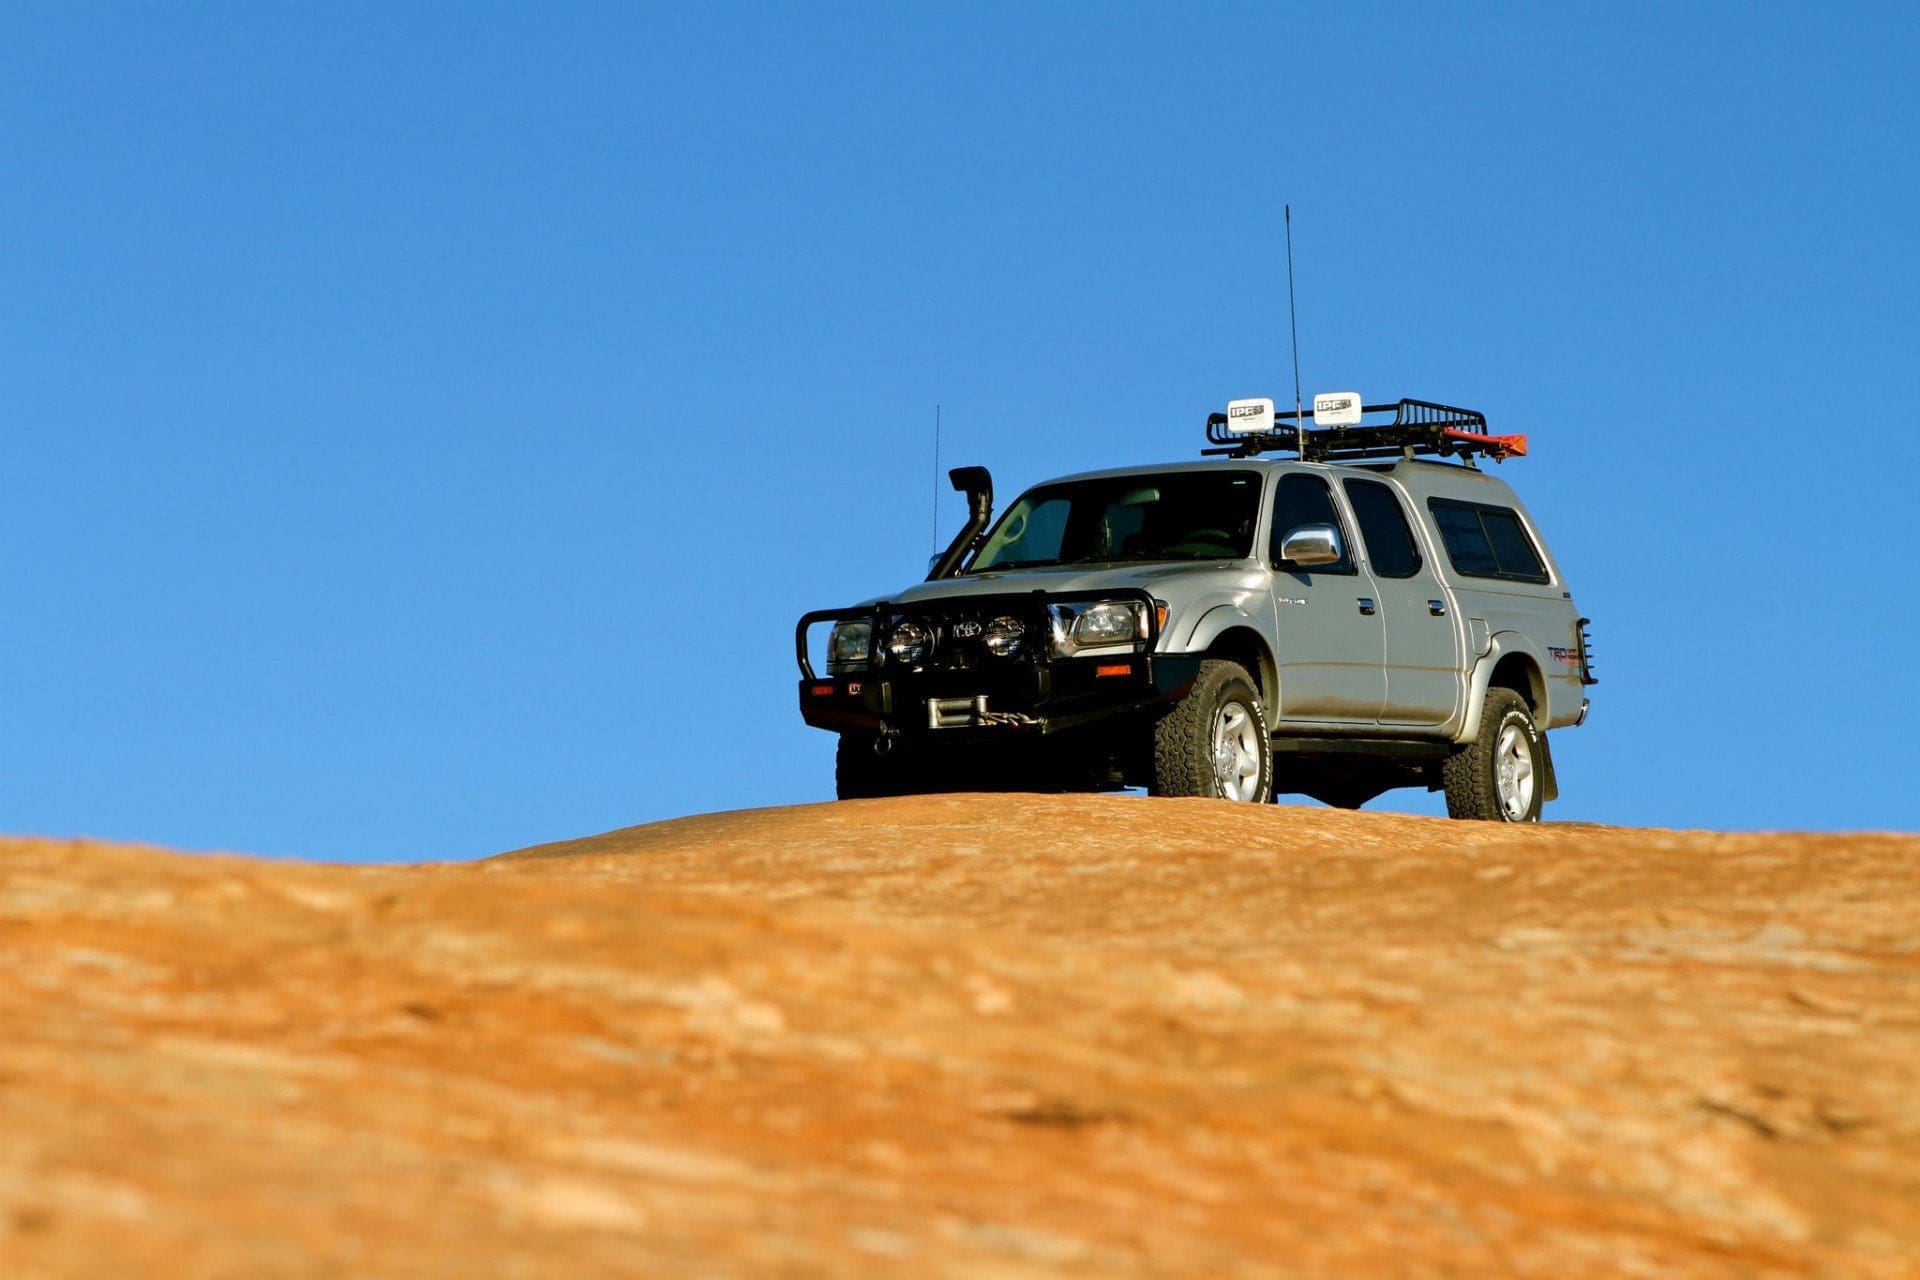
xmin=1427 ymin=498 xmax=1549 ymax=583
xmin=1429 ymin=503 xmax=1498 ymax=576
xmin=1268 ymin=474 xmax=1354 ymax=574
xmin=1342 ymin=479 xmax=1422 ymax=578
xmin=1480 ymin=509 xmax=1547 ymax=580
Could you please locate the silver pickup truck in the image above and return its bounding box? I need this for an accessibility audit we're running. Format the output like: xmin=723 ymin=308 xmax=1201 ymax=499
xmin=797 ymin=397 xmax=1595 ymax=821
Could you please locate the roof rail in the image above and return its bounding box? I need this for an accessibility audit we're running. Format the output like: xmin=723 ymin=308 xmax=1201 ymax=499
xmin=1203 ymin=398 xmax=1527 ymax=464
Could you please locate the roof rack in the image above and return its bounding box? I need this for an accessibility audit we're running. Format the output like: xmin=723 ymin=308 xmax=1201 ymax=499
xmin=1203 ymin=398 xmax=1527 ymax=464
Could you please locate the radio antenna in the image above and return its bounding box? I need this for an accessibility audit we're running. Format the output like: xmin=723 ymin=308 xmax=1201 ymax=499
xmin=931 ymin=404 xmax=942 ymax=554
xmin=1285 ymin=205 xmax=1305 ymax=456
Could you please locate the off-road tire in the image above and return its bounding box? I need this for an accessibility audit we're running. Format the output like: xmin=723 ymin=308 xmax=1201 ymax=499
xmin=1150 ymin=660 xmax=1272 ymax=802
xmin=839 ymin=736 xmax=1078 ymax=798
xmin=835 ymin=735 xmax=926 ymax=800
xmin=1443 ymin=689 xmax=1544 ymax=822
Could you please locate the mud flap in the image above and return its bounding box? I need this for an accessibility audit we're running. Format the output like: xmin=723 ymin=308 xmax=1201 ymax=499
xmin=1539 ymin=733 xmax=1559 ymax=804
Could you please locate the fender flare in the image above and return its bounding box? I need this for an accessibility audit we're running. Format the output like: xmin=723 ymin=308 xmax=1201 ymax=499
xmin=1176 ymin=603 xmax=1279 ymax=707
xmin=1458 ymin=631 xmax=1551 ymax=744
xmin=1176 ymin=601 xmax=1263 ymax=650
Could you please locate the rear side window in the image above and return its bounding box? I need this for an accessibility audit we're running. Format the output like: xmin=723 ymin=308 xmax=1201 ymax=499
xmin=1427 ymin=498 xmax=1548 ymax=583
xmin=1268 ymin=474 xmax=1354 ymax=574
xmin=1342 ymin=479 xmax=1422 ymax=578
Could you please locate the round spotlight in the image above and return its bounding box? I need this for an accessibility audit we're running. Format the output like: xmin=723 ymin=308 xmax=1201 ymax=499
xmin=885 ymin=619 xmax=930 ymax=666
xmin=983 ymin=615 xmax=1026 ymax=658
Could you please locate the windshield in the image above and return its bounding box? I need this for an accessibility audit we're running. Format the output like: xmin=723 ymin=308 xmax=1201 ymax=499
xmin=967 ymin=470 xmax=1262 ymax=572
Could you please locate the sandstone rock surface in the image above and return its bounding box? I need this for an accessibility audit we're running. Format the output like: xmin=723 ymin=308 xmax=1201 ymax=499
xmin=2 ymin=795 xmax=1916 ymax=1277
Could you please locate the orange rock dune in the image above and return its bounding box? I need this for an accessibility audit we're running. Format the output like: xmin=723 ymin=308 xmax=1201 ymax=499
xmin=2 ymin=795 xmax=1915 ymax=1277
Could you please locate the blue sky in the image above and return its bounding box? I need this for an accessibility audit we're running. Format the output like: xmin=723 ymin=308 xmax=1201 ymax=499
xmin=4 ymin=4 xmax=1915 ymax=860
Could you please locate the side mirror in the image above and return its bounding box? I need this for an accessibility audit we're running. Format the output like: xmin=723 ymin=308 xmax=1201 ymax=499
xmin=1279 ymin=523 xmax=1342 ymax=567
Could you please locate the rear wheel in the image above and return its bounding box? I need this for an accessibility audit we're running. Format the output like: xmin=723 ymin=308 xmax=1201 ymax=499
xmin=1442 ymin=689 xmax=1543 ymax=822
xmin=1151 ymin=660 xmax=1272 ymax=802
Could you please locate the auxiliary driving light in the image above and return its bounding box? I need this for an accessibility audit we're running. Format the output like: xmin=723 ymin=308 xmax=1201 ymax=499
xmin=983 ymin=615 xmax=1025 ymax=658
xmin=885 ymin=619 xmax=930 ymax=666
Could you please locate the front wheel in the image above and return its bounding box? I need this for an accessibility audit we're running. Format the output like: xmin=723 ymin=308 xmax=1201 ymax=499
xmin=1442 ymin=689 xmax=1544 ymax=822
xmin=836 ymin=735 xmax=926 ymax=799
xmin=1150 ymin=659 xmax=1272 ymax=803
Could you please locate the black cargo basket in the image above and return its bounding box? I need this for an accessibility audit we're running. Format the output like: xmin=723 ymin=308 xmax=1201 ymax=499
xmin=1204 ymin=398 xmax=1526 ymax=464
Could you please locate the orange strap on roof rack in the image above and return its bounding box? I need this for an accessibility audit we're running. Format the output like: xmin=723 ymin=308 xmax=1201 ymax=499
xmin=1442 ymin=428 xmax=1528 ymax=460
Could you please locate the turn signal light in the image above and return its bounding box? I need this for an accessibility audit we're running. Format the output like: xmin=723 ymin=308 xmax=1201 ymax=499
xmin=1095 ymin=663 xmax=1133 ymax=678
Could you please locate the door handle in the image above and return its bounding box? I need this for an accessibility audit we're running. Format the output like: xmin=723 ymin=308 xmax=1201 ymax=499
xmin=1356 ymin=598 xmax=1376 ymax=616
xmin=1428 ymin=599 xmax=1448 ymax=617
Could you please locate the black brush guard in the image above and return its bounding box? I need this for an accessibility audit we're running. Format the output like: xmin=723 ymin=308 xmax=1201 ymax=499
xmin=795 ymin=588 xmax=1199 ymax=737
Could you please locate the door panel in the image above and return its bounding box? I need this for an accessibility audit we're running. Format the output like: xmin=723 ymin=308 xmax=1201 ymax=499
xmin=1343 ymin=478 xmax=1462 ymax=726
xmin=1267 ymin=472 xmax=1385 ymax=722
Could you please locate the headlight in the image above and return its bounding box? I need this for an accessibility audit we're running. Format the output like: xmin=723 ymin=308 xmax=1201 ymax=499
xmin=884 ymin=618 xmax=930 ymax=666
xmin=983 ymin=614 xmax=1025 ymax=658
xmin=1073 ymin=602 xmax=1139 ymax=647
xmin=828 ymin=620 xmax=872 ymax=671
xmin=1049 ymin=600 xmax=1158 ymax=656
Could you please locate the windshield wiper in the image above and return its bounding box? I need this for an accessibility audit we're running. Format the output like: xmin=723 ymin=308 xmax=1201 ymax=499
xmin=967 ymin=559 xmax=1063 ymax=573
